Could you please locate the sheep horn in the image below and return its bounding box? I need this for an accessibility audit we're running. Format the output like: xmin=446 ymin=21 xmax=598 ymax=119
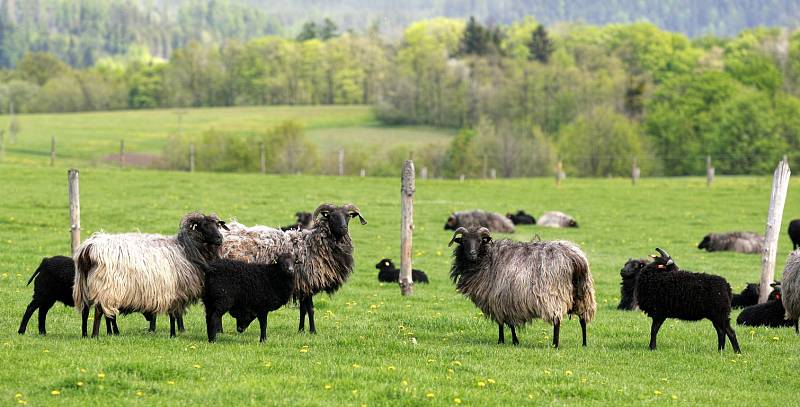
xmin=477 ymin=227 xmax=491 ymax=237
xmin=655 ymin=248 xmax=675 ymax=265
xmin=313 ymin=203 xmax=337 ymax=219
xmin=343 ymin=203 xmax=367 ymax=225
xmin=448 ymin=227 xmax=469 ymax=247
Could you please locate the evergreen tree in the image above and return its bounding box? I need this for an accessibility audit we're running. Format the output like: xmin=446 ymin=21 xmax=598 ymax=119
xmin=460 ymin=16 xmax=488 ymax=56
xmin=528 ymin=24 xmax=554 ymax=63
xmin=319 ymin=18 xmax=339 ymax=40
xmin=296 ymin=21 xmax=318 ymax=41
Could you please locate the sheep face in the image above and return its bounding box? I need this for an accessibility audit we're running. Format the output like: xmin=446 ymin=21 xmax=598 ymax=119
xmin=449 ymin=226 xmax=492 ymax=262
xmin=444 ymin=215 xmax=458 ymax=231
xmin=621 ymin=259 xmax=647 ymax=278
xmin=698 ymin=235 xmax=712 ymax=250
xmin=296 ymin=212 xmax=313 ymax=227
xmin=376 ymin=258 xmax=394 ymax=271
xmin=184 ymin=213 xmax=228 ymax=246
xmin=276 ymin=253 xmax=296 ymax=275
xmin=568 ymin=219 xmax=579 ymax=228
xmin=314 ymin=203 xmax=366 ymax=239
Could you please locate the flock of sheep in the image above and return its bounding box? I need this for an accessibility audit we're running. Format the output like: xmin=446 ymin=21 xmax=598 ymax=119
xmin=15 ymin=202 xmax=800 ymax=353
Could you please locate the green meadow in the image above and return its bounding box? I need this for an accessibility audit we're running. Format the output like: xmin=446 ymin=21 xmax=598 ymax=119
xmin=1 ymin=163 xmax=799 ymax=405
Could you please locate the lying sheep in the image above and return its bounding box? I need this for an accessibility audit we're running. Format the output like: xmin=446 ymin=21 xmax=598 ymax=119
xmin=281 ymin=212 xmax=314 ymax=231
xmin=204 ymin=253 xmax=296 ymax=342
xmin=781 ymin=250 xmax=800 ymax=334
xmin=618 ymin=258 xmax=648 ymax=311
xmin=537 ymin=211 xmax=578 ymax=228
xmin=635 ymin=248 xmax=740 ymax=353
xmin=737 ymin=283 xmax=794 ymax=328
xmin=444 ymin=210 xmax=515 ymax=233
xmin=789 ymin=219 xmax=800 ymax=250
xmin=731 ymin=282 xmax=781 ymax=309
xmin=506 ymin=210 xmax=536 ymax=225
xmin=449 ymin=227 xmax=595 ymax=347
xmin=220 ymin=203 xmax=366 ymax=334
xmin=375 ymin=258 xmax=429 ymax=284
xmin=697 ymin=232 xmax=764 ymax=254
xmin=74 ymin=212 xmax=227 ymax=338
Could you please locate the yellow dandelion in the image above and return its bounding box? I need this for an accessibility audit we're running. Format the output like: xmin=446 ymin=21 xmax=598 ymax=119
xmin=402 ymin=380 xmax=409 ymax=386
xmin=487 ymin=378 xmax=496 ymax=384
xmin=447 ymin=369 xmax=455 ymax=374
xmin=97 ymin=372 xmax=106 ymax=379
xmin=193 ymin=364 xmax=201 ymax=369
xmin=324 ymin=384 xmax=332 ymax=390
xmin=427 ymin=359 xmax=435 ymax=363
xmin=451 ymin=361 xmax=462 ymax=366
xmin=50 ymin=390 xmax=61 ymax=396
xmin=477 ymin=381 xmax=486 ymax=388
xmin=654 ymin=390 xmax=663 ymax=395
xmin=135 ymin=391 xmax=144 ymax=397
xmin=660 ymin=378 xmax=668 ymax=382
xmin=426 ymin=392 xmax=434 ymax=398
xmin=76 ymin=381 xmax=84 ymax=387
xmin=42 ymin=349 xmax=49 ymax=353
xmin=544 ymin=369 xmax=551 ymax=375
xmin=351 ymin=389 xmax=358 ymax=395
xmin=772 ymin=336 xmax=780 ymax=341
xmin=671 ymin=395 xmax=678 ymax=400
xmin=18 ymin=400 xmax=27 ymax=405
xmin=189 ymin=345 xmax=197 ymax=350
xmin=528 ymin=394 xmax=534 ymax=399
xmin=167 ymin=381 xmax=176 ymax=385
xmin=299 ymin=348 xmax=309 ymax=353
xmin=79 ymin=368 xmax=87 ymax=373
xmin=387 ymin=365 xmax=396 ymax=371
xmin=453 ymin=398 xmax=462 ymax=404
xmin=14 ymin=394 xmax=22 ymax=399
xmin=352 ymin=363 xmax=361 ymax=368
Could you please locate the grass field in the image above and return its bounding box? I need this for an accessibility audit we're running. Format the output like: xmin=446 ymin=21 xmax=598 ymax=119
xmin=2 ymin=164 xmax=800 ymax=405
xmin=0 ymin=106 xmax=454 ymax=167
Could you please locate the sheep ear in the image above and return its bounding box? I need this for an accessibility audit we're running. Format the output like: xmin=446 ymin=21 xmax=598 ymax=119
xmin=218 ymin=221 xmax=229 ymax=231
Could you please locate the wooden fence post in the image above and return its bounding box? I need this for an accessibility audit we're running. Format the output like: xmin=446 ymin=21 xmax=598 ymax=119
xmin=120 ymin=140 xmax=125 ymax=169
xmin=400 ymin=160 xmax=415 ymax=296
xmin=556 ymin=160 xmax=565 ymax=187
xmin=338 ymin=148 xmax=345 ymax=176
xmin=632 ymin=157 xmax=640 ymax=186
xmin=421 ymin=167 xmax=428 ymax=180
xmin=759 ymin=158 xmax=791 ymax=303
xmin=189 ymin=143 xmax=195 ymax=173
xmin=706 ymin=155 xmax=714 ymax=187
xmin=459 ymin=174 xmax=465 ymax=183
xmin=68 ymin=169 xmax=81 ymax=254
xmin=260 ymin=142 xmax=266 ymax=174
xmin=50 ymin=136 xmax=56 ymax=167
xmin=490 ymin=168 xmax=496 ymax=179
xmin=360 ymin=168 xmax=366 ymax=177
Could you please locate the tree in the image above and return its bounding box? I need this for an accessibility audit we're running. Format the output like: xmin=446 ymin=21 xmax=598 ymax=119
xmin=460 ymin=16 xmax=488 ymax=56
xmin=297 ymin=21 xmax=318 ymax=41
xmin=16 ymin=52 xmax=69 ymax=86
xmin=319 ymin=19 xmax=339 ymax=40
xmin=528 ymin=25 xmax=554 ymax=63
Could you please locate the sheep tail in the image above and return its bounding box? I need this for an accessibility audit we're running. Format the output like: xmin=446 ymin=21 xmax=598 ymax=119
xmin=72 ymin=244 xmax=94 ymax=313
xmin=571 ymin=254 xmax=596 ymax=324
xmin=26 ymin=258 xmax=47 ymax=286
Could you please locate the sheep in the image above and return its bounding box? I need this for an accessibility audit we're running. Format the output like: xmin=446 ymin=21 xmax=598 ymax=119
xmin=731 ymin=282 xmax=781 ymax=309
xmin=697 ymin=232 xmax=764 ymax=254
xmin=506 ymin=210 xmax=536 ymax=225
xmin=444 ymin=210 xmax=515 ymax=233
xmin=737 ymin=283 xmax=795 ymax=327
xmin=375 ymin=258 xmax=429 ymax=284
xmin=789 ymin=219 xmax=800 ymax=250
xmin=618 ymin=258 xmax=648 ymax=311
xmin=448 ymin=227 xmax=596 ymax=347
xmin=634 ymin=248 xmax=740 ymax=353
xmin=73 ymin=212 xmax=227 ymax=338
xmin=781 ymin=250 xmax=800 ymax=334
xmin=281 ymin=212 xmax=314 ymax=231
xmin=203 ymin=253 xmax=296 ymax=342
xmin=220 ymin=203 xmax=366 ymax=334
xmin=537 ymin=211 xmax=578 ymax=228
xmin=18 ymin=256 xmax=157 ymax=336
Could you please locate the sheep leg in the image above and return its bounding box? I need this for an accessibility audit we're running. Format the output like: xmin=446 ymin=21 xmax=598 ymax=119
xmin=723 ymin=321 xmax=741 ymax=354
xmin=111 ymin=316 xmax=120 ymax=335
xmin=298 ymin=298 xmax=307 ymax=332
xmin=91 ymin=306 xmax=103 ymax=338
xmin=649 ymin=317 xmax=666 ymax=350
xmin=497 ymin=324 xmax=504 ymax=344
xmin=258 ymin=313 xmax=268 ymax=342
xmin=18 ymin=299 xmax=40 ymax=335
xmin=36 ymin=300 xmax=56 ymax=335
xmin=307 ymin=296 xmax=317 ymax=334
xmin=177 ymin=314 xmax=186 ymax=333
xmin=81 ymin=306 xmax=90 ymax=337
xmin=579 ymin=316 xmax=587 ymax=347
xmin=795 ymin=320 xmax=799 ymax=334
xmin=145 ymin=313 xmax=157 ymax=333
xmin=105 ymin=316 xmax=113 ymax=335
xmin=206 ymin=311 xmax=222 ymax=343
xmin=712 ymin=322 xmax=725 ymax=351
xmin=552 ymin=321 xmax=560 ymax=348
xmin=169 ymin=313 xmax=177 ymax=338
xmin=509 ymin=324 xmax=519 ymax=346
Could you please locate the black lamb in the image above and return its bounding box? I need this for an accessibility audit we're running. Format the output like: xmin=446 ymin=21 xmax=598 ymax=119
xmin=634 ymin=248 xmax=740 ymax=353
xmin=203 ymin=253 xmax=296 ymax=342
xmin=736 ymin=296 xmax=795 ymax=328
xmin=375 ymin=258 xmax=429 ymax=284
xmin=789 ymin=219 xmax=800 ymax=250
xmin=18 ymin=256 xmax=155 ymax=336
xmin=618 ymin=258 xmax=648 ymax=310
xmin=731 ymin=282 xmax=781 ymax=309
xmin=506 ymin=210 xmax=536 ymax=225
xmin=281 ymin=212 xmax=313 ymax=231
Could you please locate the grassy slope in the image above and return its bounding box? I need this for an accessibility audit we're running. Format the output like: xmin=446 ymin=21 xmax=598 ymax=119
xmin=0 ymin=106 xmax=453 ymax=167
xmin=1 ymin=164 xmax=799 ymax=405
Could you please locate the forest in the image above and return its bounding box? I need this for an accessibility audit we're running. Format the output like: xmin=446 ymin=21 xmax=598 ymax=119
xmin=1 ymin=2 xmax=800 ymax=176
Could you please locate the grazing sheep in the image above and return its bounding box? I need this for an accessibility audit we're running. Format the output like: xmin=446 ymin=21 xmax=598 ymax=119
xmin=506 ymin=210 xmax=536 ymax=225
xmin=220 ymin=203 xmax=366 ymax=334
xmin=73 ymin=212 xmax=227 ymax=338
xmin=697 ymin=232 xmax=764 ymax=254
xmin=537 ymin=211 xmax=578 ymax=228
xmin=444 ymin=210 xmax=515 ymax=233
xmin=448 ymin=227 xmax=596 ymax=347
xmin=618 ymin=258 xmax=648 ymax=311
xmin=781 ymin=250 xmax=800 ymax=334
xmin=634 ymin=248 xmax=740 ymax=353
xmin=789 ymin=219 xmax=800 ymax=250
xmin=204 ymin=253 xmax=296 ymax=342
xmin=18 ymin=256 xmax=157 ymax=336
xmin=737 ymin=283 xmax=794 ymax=327
xmin=281 ymin=212 xmax=314 ymax=231
xmin=375 ymin=258 xmax=429 ymax=284
xmin=731 ymin=282 xmax=781 ymax=309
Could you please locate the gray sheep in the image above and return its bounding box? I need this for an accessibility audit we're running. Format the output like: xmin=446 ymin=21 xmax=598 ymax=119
xmin=444 ymin=210 xmax=515 ymax=233
xmin=448 ymin=227 xmax=596 ymax=347
xmin=697 ymin=232 xmax=764 ymax=254
xmin=781 ymin=250 xmax=800 ymax=334
xmin=537 ymin=211 xmax=578 ymax=228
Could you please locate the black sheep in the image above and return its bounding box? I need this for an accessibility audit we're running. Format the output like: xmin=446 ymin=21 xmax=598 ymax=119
xmin=634 ymin=248 xmax=740 ymax=353
xmin=789 ymin=219 xmax=800 ymax=250
xmin=18 ymin=256 xmax=156 ymax=336
xmin=618 ymin=258 xmax=648 ymax=310
xmin=203 ymin=253 xmax=296 ymax=342
xmin=731 ymin=282 xmax=781 ymax=309
xmin=375 ymin=258 xmax=429 ymax=284
xmin=505 ymin=210 xmax=536 ymax=225
xmin=280 ymin=212 xmax=313 ymax=231
xmin=736 ymin=299 xmax=795 ymax=328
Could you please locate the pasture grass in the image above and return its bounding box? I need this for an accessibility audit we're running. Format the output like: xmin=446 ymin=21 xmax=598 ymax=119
xmin=0 ymin=106 xmax=453 ymax=167
xmin=1 ymin=164 xmax=799 ymax=405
